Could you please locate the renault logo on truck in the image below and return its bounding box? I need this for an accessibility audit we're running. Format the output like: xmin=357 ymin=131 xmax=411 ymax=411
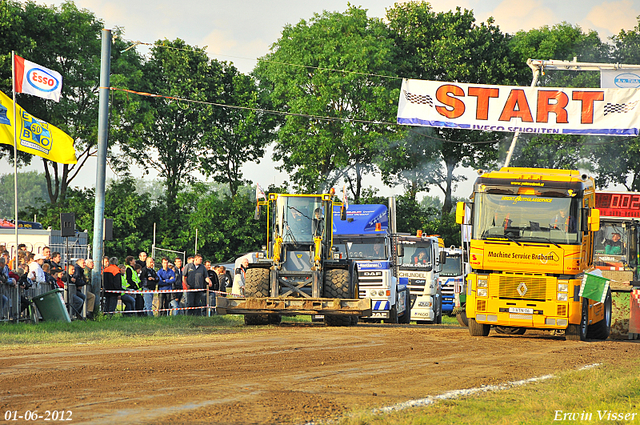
xmin=517 ymin=282 xmax=528 ymax=296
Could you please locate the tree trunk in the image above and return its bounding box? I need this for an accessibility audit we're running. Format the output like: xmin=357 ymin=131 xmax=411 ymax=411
xmin=441 ymin=161 xmax=455 ymax=216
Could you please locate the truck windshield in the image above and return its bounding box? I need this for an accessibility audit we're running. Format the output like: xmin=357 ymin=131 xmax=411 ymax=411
xmin=473 ymin=193 xmax=582 ymax=244
xmin=334 ymin=237 xmax=387 ymax=259
xmin=594 ymin=222 xmax=627 ymax=258
xmin=399 ymin=241 xmax=433 ymax=269
xmin=441 ymin=255 xmax=462 ymax=276
xmin=275 ymin=196 xmax=325 ymax=244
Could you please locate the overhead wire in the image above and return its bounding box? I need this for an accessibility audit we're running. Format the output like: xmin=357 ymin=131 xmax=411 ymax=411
xmin=118 ymin=40 xmax=638 ymax=147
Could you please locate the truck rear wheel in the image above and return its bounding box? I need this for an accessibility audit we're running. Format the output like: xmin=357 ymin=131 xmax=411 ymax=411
xmin=587 ymin=289 xmax=612 ymax=340
xmin=456 ymin=303 xmax=468 ymax=327
xmin=468 ymin=318 xmax=490 ymax=336
xmin=243 ymin=268 xmax=270 ymax=326
xmin=323 ymin=269 xmax=352 ymax=327
xmin=566 ymin=297 xmax=589 ymax=341
xmin=495 ymin=326 xmax=526 ymax=335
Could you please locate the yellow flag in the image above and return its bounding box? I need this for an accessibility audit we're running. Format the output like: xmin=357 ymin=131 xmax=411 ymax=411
xmin=0 ymin=90 xmax=77 ymax=164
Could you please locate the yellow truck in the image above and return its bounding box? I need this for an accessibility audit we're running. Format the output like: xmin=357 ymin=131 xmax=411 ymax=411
xmin=456 ymin=167 xmax=611 ymax=341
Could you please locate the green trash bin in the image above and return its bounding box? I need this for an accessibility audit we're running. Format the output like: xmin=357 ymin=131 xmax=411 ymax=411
xmin=32 ymin=289 xmax=71 ymax=322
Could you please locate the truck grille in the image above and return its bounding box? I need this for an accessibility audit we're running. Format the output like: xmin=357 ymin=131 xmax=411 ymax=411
xmin=498 ymin=275 xmax=547 ymax=301
xmin=358 ymin=276 xmax=386 ymax=298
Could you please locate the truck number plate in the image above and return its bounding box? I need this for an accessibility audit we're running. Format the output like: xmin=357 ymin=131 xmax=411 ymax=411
xmin=508 ymin=307 xmax=533 ymax=314
xmin=371 ymin=312 xmax=388 ymax=318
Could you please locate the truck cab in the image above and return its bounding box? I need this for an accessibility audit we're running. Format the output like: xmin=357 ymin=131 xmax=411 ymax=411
xmin=332 ymin=203 xmax=410 ymax=323
xmin=397 ymin=234 xmax=445 ymax=324
xmin=439 ymin=246 xmax=467 ymax=317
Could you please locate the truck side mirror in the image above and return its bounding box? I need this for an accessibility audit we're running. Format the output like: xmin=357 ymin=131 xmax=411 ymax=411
xmin=589 ymin=208 xmax=600 ymax=232
xmin=455 ymin=202 xmax=466 ymax=225
xmin=340 ymin=206 xmax=347 ymax=221
xmin=440 ymin=251 xmax=447 ymax=265
xmin=397 ymin=244 xmax=404 ymax=257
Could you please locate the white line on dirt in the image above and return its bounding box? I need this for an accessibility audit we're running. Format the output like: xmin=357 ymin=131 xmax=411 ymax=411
xmin=375 ymin=362 xmax=602 ymax=414
xmin=304 ymin=362 xmax=602 ymax=425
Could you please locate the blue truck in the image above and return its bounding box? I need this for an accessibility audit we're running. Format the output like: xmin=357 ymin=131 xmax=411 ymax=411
xmin=332 ymin=202 xmax=411 ymax=323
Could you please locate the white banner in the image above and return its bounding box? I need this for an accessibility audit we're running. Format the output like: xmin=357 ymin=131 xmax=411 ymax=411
xmin=600 ymin=69 xmax=640 ymax=89
xmin=397 ymin=78 xmax=640 ymax=136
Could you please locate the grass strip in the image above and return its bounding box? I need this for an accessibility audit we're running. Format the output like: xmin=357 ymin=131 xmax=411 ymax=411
xmin=340 ymin=359 xmax=640 ymax=425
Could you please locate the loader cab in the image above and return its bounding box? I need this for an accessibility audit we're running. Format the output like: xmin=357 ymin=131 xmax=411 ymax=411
xmin=267 ymin=194 xmax=335 ymax=271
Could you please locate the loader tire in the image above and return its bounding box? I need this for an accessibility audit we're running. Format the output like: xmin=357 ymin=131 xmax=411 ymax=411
xmin=587 ymin=289 xmax=612 ymax=340
xmin=323 ymin=269 xmax=352 ymax=327
xmin=243 ymin=268 xmax=270 ymax=326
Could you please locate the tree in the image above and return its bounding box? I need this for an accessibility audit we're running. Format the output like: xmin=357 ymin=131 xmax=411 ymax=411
xmin=584 ymin=17 xmax=640 ymax=191
xmin=120 ymin=39 xmax=219 ymax=215
xmin=199 ymin=66 xmax=277 ymax=197
xmin=0 ymin=171 xmax=49 ymax=218
xmin=254 ymin=6 xmax=399 ymax=201
xmin=508 ymin=22 xmax=612 ymax=173
xmin=0 ymin=1 xmax=143 ymax=203
xmin=385 ymin=3 xmax=518 ymax=214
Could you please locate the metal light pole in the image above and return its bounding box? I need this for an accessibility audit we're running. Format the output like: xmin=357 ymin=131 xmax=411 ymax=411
xmin=91 ymin=29 xmax=112 ymax=308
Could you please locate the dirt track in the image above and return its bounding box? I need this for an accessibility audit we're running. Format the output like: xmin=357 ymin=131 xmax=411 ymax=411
xmin=1 ymin=323 xmax=639 ymax=424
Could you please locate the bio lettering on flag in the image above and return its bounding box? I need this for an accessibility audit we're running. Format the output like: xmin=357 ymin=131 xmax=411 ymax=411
xmin=0 ymin=90 xmax=76 ymax=164
xmin=14 ymin=55 xmax=63 ymax=102
xmin=579 ymin=270 xmax=610 ymax=303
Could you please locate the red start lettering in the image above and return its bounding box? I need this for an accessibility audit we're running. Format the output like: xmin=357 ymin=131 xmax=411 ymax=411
xmin=433 ymin=84 xmax=605 ymax=125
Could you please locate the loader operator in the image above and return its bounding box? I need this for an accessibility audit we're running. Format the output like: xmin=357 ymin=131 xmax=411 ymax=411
xmin=312 ymin=207 xmax=324 ymax=237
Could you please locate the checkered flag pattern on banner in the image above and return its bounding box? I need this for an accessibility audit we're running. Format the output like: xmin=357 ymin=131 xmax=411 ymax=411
xmin=403 ymin=90 xmax=434 ymax=107
xmin=603 ymin=101 xmax=638 ymax=116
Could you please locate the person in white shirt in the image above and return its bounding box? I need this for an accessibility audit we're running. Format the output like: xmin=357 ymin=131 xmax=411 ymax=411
xmin=28 ymin=253 xmax=47 ymax=286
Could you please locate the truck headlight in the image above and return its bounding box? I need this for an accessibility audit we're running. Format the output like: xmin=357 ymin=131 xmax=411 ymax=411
xmin=477 ymin=278 xmax=488 ymax=288
xmin=557 ymin=283 xmax=568 ymax=293
xmin=557 ymin=293 xmax=568 ymax=301
xmin=477 ymin=288 xmax=488 ymax=297
xmin=378 ymin=290 xmax=386 ymax=297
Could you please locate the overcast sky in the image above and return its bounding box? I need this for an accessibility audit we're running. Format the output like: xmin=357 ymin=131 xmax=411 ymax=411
xmin=8 ymin=0 xmax=640 ymax=199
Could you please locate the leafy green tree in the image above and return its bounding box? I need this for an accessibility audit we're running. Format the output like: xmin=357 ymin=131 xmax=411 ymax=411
xmin=584 ymin=18 xmax=640 ymax=191
xmin=0 ymin=1 xmax=143 ymax=203
xmin=254 ymin=6 xmax=399 ymax=201
xmin=0 ymin=171 xmax=49 ymax=218
xmin=119 ymin=39 xmax=218 ymax=216
xmin=199 ymin=66 xmax=276 ymax=197
xmin=385 ymin=3 xmax=518 ymax=214
xmin=508 ymin=23 xmax=612 ymax=173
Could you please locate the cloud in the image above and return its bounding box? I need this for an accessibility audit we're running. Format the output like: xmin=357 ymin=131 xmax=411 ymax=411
xmin=477 ymin=0 xmax=557 ymax=34
xmin=582 ymin=0 xmax=639 ymax=38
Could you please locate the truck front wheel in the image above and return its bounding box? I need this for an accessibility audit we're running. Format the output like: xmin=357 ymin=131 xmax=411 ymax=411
xmin=566 ymin=297 xmax=589 ymax=341
xmin=587 ymin=289 xmax=612 ymax=340
xmin=468 ymin=318 xmax=490 ymax=336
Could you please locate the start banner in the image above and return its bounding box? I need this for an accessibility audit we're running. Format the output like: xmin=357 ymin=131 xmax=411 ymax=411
xmin=397 ymin=78 xmax=640 ymax=136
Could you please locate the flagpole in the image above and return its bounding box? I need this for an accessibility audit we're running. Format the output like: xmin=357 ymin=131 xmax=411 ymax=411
xmin=11 ymin=51 xmax=18 ymax=264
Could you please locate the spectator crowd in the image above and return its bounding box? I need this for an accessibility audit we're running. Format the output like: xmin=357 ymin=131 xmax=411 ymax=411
xmin=0 ymin=242 xmax=236 ymax=321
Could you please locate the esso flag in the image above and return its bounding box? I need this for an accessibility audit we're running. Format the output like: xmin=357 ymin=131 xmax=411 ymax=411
xmin=397 ymin=78 xmax=640 ymax=137
xmin=14 ymin=55 xmax=62 ymax=102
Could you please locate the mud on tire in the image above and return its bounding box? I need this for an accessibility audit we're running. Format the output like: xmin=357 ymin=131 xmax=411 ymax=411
xmin=243 ymin=268 xmax=270 ymax=326
xmin=323 ymin=269 xmax=353 ymax=327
